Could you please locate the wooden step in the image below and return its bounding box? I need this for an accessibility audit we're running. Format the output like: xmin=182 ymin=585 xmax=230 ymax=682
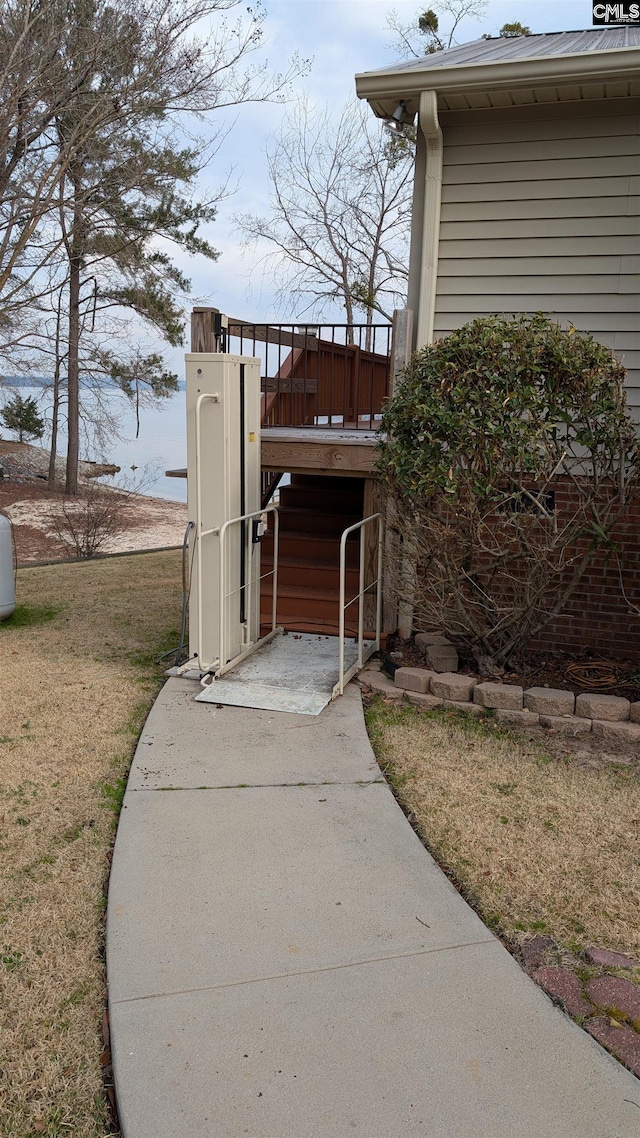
xmin=289 ymin=474 xmax=364 ymax=492
xmin=259 ymin=583 xmax=362 ymax=633
xmin=261 ymin=530 xmax=359 ymax=565
xmin=261 ymin=555 xmax=359 ymax=591
xmin=260 ymin=618 xmax=357 ymax=637
xmin=278 ymin=483 xmax=364 ymax=513
xmin=260 ymin=620 xmax=386 ymax=643
xmin=277 ymin=506 xmax=360 ymax=536
xmin=258 ymin=473 xmax=369 ymax=636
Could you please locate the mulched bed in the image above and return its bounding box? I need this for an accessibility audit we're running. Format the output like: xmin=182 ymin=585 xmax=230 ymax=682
xmin=383 ymin=635 xmax=640 ymax=770
xmin=506 ymin=652 xmax=640 ymax=706
xmin=386 ymin=635 xmax=640 ymax=706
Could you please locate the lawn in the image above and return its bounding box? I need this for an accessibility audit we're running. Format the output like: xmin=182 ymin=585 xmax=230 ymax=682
xmin=3 ymin=557 xmax=638 ymax=1135
xmin=365 ymin=699 xmax=640 ymax=956
xmin=0 ymin=550 xmax=182 ymax=1138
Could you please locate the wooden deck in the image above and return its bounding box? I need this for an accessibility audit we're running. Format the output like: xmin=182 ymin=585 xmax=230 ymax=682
xmin=261 ymin=427 xmax=379 ymax=476
xmin=167 ymin=427 xmax=381 ymax=482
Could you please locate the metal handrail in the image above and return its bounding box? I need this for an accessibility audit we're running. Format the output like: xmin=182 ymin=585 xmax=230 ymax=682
xmin=194 ymin=391 xmax=221 ymax=672
xmin=215 ymin=505 xmax=280 ymax=677
xmin=335 ymin=513 xmax=383 ymax=697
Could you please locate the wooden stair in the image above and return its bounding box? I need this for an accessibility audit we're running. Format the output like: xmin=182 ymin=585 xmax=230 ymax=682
xmin=260 ymin=474 xmax=365 ymax=636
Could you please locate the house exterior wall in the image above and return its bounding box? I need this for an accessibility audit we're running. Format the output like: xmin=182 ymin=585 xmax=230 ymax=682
xmin=527 ymin=477 xmax=640 ymax=661
xmin=432 ymin=97 xmax=640 ymax=414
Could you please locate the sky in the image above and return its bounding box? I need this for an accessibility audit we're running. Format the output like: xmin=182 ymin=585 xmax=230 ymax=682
xmin=166 ymin=0 xmax=597 ymax=369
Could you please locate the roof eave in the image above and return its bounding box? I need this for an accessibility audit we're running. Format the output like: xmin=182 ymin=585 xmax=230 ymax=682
xmin=355 ymin=46 xmax=640 ymax=116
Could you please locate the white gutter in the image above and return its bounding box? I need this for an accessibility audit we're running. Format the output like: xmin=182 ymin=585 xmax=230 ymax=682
xmin=416 ymin=90 xmax=442 ymax=349
xmin=355 ymin=46 xmax=640 ymax=114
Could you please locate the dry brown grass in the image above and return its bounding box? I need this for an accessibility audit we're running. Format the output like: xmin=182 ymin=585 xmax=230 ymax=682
xmin=0 ymin=551 xmax=182 ymax=1137
xmin=365 ymin=700 xmax=640 ymax=955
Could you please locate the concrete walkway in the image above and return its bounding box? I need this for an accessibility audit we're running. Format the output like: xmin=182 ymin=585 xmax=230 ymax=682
xmin=107 ymin=678 xmax=640 ymax=1138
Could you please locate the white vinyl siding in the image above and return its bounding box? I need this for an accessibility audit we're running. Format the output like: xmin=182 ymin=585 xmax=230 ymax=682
xmin=434 ymin=99 xmax=640 ymax=410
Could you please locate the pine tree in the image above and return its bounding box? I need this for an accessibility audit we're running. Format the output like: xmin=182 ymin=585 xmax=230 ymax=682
xmin=1 ymin=393 xmax=45 ymax=443
xmin=0 ymin=0 xmax=304 ymax=491
xmin=52 ymin=1 xmax=223 ymax=492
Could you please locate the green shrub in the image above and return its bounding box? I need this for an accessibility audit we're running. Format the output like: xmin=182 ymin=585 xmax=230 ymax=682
xmin=1 ymin=393 xmax=44 ymax=443
xmin=379 ymin=314 xmax=639 ymax=670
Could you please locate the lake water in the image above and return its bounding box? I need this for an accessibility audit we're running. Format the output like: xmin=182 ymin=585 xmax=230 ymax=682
xmin=10 ymin=384 xmax=188 ymax=502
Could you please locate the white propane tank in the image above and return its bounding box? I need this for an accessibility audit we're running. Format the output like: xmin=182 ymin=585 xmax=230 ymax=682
xmin=0 ymin=513 xmax=16 ymax=621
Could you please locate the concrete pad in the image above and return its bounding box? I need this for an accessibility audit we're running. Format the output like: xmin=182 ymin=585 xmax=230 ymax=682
xmin=110 ymin=943 xmax=640 ymax=1138
xmin=128 ymin=680 xmax=380 ymax=789
xmin=107 ymin=782 xmax=492 ymax=1003
xmin=109 ymin=676 xmax=640 ymax=1138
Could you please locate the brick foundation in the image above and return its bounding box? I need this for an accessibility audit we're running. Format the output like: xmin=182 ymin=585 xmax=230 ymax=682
xmin=528 ymin=479 xmax=640 ymax=661
xmin=408 ymin=477 xmax=640 ymax=662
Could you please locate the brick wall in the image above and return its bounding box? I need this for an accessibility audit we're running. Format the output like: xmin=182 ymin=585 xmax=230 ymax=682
xmin=407 ymin=476 xmax=640 ymax=662
xmin=522 ymin=478 xmax=640 ymax=661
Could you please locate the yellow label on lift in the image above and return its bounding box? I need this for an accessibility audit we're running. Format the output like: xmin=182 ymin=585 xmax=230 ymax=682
xmin=248 ymin=431 xmax=256 ymax=442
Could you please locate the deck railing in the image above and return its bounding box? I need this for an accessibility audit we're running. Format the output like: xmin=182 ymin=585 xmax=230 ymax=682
xmin=224 ymin=320 xmax=393 ymax=431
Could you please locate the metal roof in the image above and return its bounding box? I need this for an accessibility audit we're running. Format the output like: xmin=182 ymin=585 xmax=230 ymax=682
xmin=367 ymin=28 xmax=640 ymax=76
xmin=356 ymin=27 xmax=640 ymax=116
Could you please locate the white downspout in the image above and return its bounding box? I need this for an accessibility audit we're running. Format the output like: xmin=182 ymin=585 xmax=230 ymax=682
xmin=407 ymin=128 xmax=426 ymax=330
xmin=416 ymin=89 xmax=443 ymax=349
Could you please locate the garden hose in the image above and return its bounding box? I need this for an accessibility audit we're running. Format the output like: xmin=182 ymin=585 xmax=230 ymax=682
xmin=564 ymin=661 xmax=640 ymax=691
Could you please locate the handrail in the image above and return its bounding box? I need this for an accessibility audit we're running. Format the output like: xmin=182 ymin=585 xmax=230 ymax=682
xmin=225 ymin=319 xmax=393 ymax=431
xmin=335 ymin=513 xmax=383 ymax=697
xmin=194 ymin=391 xmax=221 ymax=672
xmin=213 ymin=505 xmax=281 ymax=678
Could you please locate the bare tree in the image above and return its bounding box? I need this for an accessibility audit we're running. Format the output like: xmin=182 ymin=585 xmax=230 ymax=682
xmin=238 ymin=98 xmax=413 ymax=335
xmin=0 ymin=0 xmax=306 ymax=490
xmin=47 ymin=480 xmax=129 ymax=558
xmin=386 ymin=1 xmax=488 ymax=59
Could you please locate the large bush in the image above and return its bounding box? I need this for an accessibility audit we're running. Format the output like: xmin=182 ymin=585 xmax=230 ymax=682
xmin=379 ymin=314 xmax=640 ymax=670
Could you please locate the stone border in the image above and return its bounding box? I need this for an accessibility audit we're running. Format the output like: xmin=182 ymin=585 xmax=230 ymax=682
xmin=520 ymin=937 xmax=640 ymax=1079
xmin=359 ymin=662 xmax=640 ymax=744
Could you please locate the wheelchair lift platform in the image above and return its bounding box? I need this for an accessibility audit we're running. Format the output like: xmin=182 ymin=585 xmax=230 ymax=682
xmin=195 ymin=631 xmax=370 ymax=716
xmin=184 ymin=353 xmax=382 ymax=719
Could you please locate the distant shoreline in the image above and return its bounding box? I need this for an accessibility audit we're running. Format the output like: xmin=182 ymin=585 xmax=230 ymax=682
xmin=1 ymin=375 xmax=186 ymax=391
xmin=1 ymin=384 xmax=188 ymax=504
